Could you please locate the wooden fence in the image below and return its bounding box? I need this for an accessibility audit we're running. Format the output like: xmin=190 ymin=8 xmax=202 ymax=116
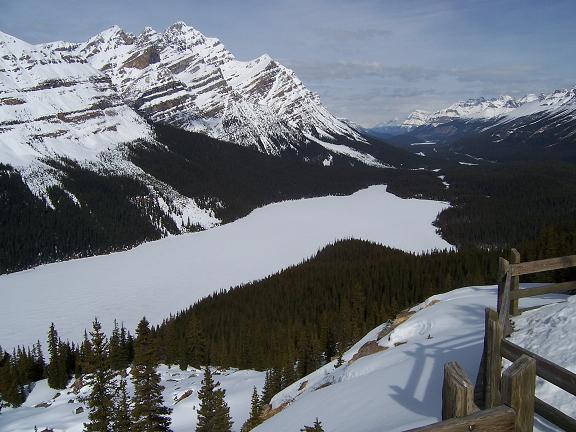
xmin=406 ymin=250 xmax=576 ymax=432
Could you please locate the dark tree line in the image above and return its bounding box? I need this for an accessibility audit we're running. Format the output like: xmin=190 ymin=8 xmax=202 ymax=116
xmin=0 ymin=162 xmax=170 ymax=275
xmin=436 ymin=161 xmax=576 ymax=248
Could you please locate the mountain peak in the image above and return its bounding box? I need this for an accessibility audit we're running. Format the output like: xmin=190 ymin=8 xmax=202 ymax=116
xmin=166 ymin=21 xmax=192 ymax=31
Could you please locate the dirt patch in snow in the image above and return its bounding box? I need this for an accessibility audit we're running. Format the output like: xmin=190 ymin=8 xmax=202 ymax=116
xmin=350 ymin=340 xmax=387 ymax=363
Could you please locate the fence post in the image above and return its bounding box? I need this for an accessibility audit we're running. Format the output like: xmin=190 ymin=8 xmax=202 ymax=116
xmin=502 ymin=354 xmax=536 ymax=432
xmin=497 ymin=257 xmax=510 ymax=315
xmin=442 ymin=362 xmax=478 ymax=420
xmin=510 ymin=249 xmax=521 ymax=317
xmin=485 ymin=308 xmax=503 ymax=409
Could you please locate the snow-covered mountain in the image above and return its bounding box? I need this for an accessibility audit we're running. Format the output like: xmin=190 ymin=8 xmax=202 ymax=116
xmin=400 ymin=89 xmax=576 ymax=128
xmin=42 ymin=22 xmax=373 ymax=161
xmin=375 ymin=88 xmax=576 ymax=162
xmin=0 ymin=29 xmax=217 ymax=230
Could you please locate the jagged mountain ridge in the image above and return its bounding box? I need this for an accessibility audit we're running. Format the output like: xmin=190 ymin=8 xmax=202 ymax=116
xmin=44 ymin=22 xmax=380 ymax=164
xmin=0 ymin=29 xmax=219 ymax=233
xmin=400 ymin=89 xmax=576 ymax=128
xmin=375 ymin=88 xmax=576 ymax=162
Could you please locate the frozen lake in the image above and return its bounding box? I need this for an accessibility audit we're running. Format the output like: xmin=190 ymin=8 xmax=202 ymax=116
xmin=0 ymin=185 xmax=451 ymax=351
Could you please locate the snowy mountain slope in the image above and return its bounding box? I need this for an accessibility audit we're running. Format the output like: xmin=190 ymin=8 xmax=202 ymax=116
xmin=0 ymin=30 xmax=217 ymax=231
xmin=376 ymin=87 xmax=576 ymax=162
xmin=256 ymin=286 xmax=569 ymax=432
xmin=399 ymin=89 xmax=574 ymax=129
xmin=0 ymin=365 xmax=265 ymax=432
xmin=40 ymin=22 xmax=377 ymax=165
xmin=0 ymin=186 xmax=450 ymax=354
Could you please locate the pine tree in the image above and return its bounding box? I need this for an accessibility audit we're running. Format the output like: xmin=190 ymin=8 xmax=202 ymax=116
xmin=196 ymin=366 xmax=233 ymax=432
xmin=80 ymin=330 xmax=94 ymax=376
xmin=240 ymin=386 xmax=262 ymax=432
xmin=109 ymin=320 xmax=122 ymax=371
xmin=131 ymin=317 xmax=172 ymax=432
xmin=46 ymin=323 xmax=67 ymax=389
xmin=84 ymin=318 xmax=115 ymax=432
xmin=112 ymin=376 xmax=132 ymax=432
xmin=335 ymin=343 xmax=345 ymax=368
xmin=300 ymin=418 xmax=324 ymax=432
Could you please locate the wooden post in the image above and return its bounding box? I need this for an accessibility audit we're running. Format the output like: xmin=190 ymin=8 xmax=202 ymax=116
xmin=510 ymin=249 xmax=521 ymax=317
xmin=485 ymin=308 xmax=503 ymax=409
xmin=502 ymin=354 xmax=536 ymax=432
xmin=497 ymin=257 xmax=510 ymax=315
xmin=442 ymin=362 xmax=478 ymax=420
xmin=405 ymin=406 xmax=517 ymax=432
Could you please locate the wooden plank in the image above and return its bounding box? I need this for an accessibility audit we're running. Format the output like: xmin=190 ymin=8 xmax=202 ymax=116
xmin=485 ymin=308 xmax=503 ymax=409
xmin=509 ymin=281 xmax=576 ymax=300
xmin=499 ymin=271 xmax=512 ymax=331
xmin=502 ymin=355 xmax=536 ymax=432
xmin=535 ymin=397 xmax=576 ymax=432
xmin=510 ymin=255 xmax=576 ymax=276
xmin=501 ymin=339 xmax=576 ymax=396
xmin=405 ymin=406 xmax=516 ymax=432
xmin=510 ymin=249 xmax=520 ymax=316
xmin=498 ymin=257 xmax=510 ymax=314
xmin=442 ymin=362 xmax=479 ymax=420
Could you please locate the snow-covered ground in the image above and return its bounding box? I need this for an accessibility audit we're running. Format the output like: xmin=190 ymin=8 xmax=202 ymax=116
xmin=255 ymin=285 xmax=569 ymax=432
xmin=2 ymin=285 xmax=572 ymax=432
xmin=510 ymin=296 xmax=576 ymax=421
xmin=0 ymin=185 xmax=450 ymax=353
xmin=0 ymin=365 xmax=265 ymax=432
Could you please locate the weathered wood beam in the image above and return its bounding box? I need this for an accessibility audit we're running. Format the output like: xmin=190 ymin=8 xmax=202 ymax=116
xmin=442 ymin=362 xmax=479 ymax=420
xmin=535 ymin=397 xmax=576 ymax=432
xmin=501 ymin=339 xmax=576 ymax=396
xmin=510 ymin=255 xmax=576 ymax=276
xmin=486 ymin=308 xmax=503 ymax=409
xmin=502 ymin=355 xmax=536 ymax=432
xmin=405 ymin=406 xmax=516 ymax=432
xmin=509 ymin=281 xmax=576 ymax=300
xmin=510 ymin=249 xmax=520 ymax=316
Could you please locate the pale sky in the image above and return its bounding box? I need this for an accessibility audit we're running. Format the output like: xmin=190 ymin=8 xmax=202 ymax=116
xmin=1 ymin=0 xmax=574 ymax=126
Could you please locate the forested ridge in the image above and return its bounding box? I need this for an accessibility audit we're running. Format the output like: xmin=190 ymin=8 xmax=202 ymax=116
xmin=0 ymin=125 xmax=447 ymax=275
xmin=2 ymin=122 xmax=576 ymax=274
xmin=436 ymin=161 xmax=576 ymax=248
xmin=151 ymin=216 xmax=576 ymax=372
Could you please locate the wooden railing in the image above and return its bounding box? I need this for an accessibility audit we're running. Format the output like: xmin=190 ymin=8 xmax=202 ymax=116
xmin=406 ymin=358 xmax=534 ymax=432
xmin=406 ymin=251 xmax=576 ymax=432
xmin=479 ymin=250 xmax=576 ymax=431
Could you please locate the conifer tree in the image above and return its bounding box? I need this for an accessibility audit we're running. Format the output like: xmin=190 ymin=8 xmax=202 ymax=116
xmin=80 ymin=329 xmax=94 ymax=376
xmin=0 ymin=350 xmax=24 ymax=407
xmin=112 ymin=376 xmax=132 ymax=432
xmin=84 ymin=318 xmax=115 ymax=432
xmin=196 ymin=366 xmax=233 ymax=432
xmin=240 ymin=386 xmax=263 ymax=432
xmin=46 ymin=323 xmax=68 ymax=389
xmin=131 ymin=317 xmax=172 ymax=432
xmin=109 ymin=320 xmax=121 ymax=371
xmin=300 ymin=418 xmax=324 ymax=432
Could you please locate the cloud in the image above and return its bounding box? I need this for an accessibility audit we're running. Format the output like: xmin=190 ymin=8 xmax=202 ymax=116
xmin=285 ymin=60 xmax=442 ymax=82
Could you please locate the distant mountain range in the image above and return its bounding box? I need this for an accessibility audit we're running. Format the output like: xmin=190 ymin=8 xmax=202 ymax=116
xmin=365 ymin=88 xmax=576 ymax=162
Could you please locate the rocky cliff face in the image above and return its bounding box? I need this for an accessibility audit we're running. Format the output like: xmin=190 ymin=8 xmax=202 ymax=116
xmin=45 ymin=22 xmax=373 ymax=163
